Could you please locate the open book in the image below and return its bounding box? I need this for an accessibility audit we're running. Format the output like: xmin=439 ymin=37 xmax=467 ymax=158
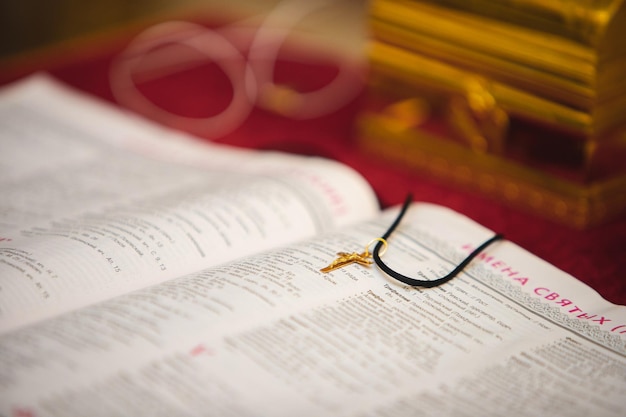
xmin=1 ymin=76 xmax=625 ymax=417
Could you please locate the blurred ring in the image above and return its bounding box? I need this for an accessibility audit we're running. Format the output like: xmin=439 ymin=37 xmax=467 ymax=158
xmin=110 ymin=21 xmax=256 ymax=139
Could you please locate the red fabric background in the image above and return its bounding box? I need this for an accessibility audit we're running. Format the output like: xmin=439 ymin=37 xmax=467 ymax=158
xmin=2 ymin=24 xmax=625 ymax=306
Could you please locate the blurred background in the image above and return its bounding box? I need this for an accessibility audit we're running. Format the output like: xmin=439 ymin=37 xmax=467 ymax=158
xmin=0 ymin=0 xmax=369 ymax=60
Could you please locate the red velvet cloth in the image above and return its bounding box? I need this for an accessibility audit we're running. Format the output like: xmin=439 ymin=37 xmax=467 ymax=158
xmin=2 ymin=25 xmax=625 ymax=306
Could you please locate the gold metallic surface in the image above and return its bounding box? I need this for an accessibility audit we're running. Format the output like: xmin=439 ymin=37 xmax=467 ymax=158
xmin=359 ymin=0 xmax=626 ymax=227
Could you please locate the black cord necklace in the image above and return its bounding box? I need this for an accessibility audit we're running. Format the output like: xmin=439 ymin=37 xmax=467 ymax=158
xmin=320 ymin=194 xmax=504 ymax=288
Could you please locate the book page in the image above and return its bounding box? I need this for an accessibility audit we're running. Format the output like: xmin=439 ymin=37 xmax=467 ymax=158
xmin=1 ymin=203 xmax=624 ymax=417
xmin=0 ymin=76 xmax=379 ymax=333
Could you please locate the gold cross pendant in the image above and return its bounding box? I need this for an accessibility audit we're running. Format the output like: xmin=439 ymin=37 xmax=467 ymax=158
xmin=320 ymin=238 xmax=388 ymax=273
xmin=320 ymin=251 xmax=372 ymax=273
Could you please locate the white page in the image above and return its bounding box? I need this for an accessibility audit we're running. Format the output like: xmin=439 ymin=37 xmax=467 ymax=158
xmin=1 ymin=203 xmax=624 ymax=417
xmin=0 ymin=75 xmax=379 ymax=333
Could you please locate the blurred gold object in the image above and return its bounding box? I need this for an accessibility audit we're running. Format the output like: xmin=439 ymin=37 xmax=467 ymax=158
xmin=357 ymin=0 xmax=626 ymax=228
